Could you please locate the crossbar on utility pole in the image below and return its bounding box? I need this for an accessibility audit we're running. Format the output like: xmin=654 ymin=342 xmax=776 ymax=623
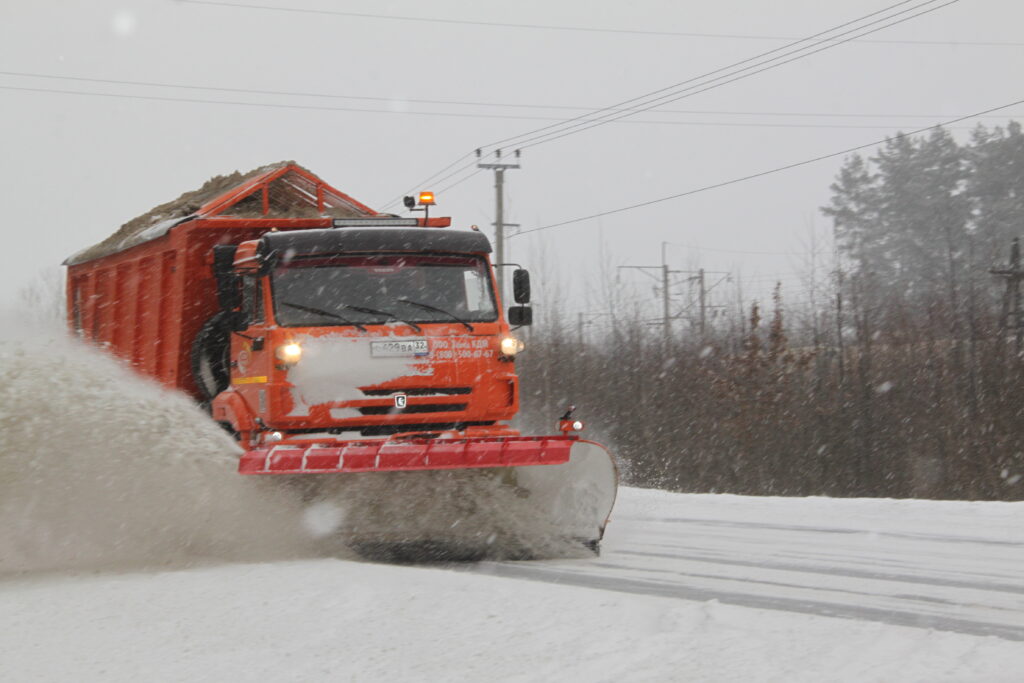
xmin=477 ymin=148 xmax=521 ymax=302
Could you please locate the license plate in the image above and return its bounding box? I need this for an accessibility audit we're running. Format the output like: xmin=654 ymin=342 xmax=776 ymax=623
xmin=370 ymin=339 xmax=429 ymax=358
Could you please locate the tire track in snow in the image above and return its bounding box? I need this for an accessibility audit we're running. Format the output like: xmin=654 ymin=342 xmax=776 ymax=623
xmin=471 ymin=562 xmax=1024 ymax=641
xmin=617 ymin=548 xmax=1024 ymax=595
xmin=465 ymin=493 xmax=1024 ymax=642
xmin=649 ymin=516 xmax=1024 ymax=548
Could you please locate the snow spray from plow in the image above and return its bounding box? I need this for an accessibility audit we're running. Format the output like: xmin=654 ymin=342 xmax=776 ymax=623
xmin=292 ymin=440 xmax=617 ymax=561
xmin=0 ymin=323 xmax=314 ymax=574
xmin=0 ymin=322 xmax=615 ymax=571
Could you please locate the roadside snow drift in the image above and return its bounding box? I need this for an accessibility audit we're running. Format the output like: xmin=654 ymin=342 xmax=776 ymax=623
xmin=0 ymin=326 xmax=313 ymax=574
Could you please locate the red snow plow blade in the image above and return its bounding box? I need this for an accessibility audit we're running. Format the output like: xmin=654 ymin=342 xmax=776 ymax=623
xmin=239 ymin=434 xmax=618 ymax=559
xmin=238 ymin=435 xmax=576 ymax=475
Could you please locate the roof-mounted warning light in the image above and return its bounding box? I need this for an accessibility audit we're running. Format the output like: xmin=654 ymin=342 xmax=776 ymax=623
xmin=403 ymin=191 xmax=437 ymax=222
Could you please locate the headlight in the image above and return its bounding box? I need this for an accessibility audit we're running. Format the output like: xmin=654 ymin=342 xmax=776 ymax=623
xmin=275 ymin=342 xmax=302 ymax=364
xmin=500 ymin=336 xmax=525 ymax=356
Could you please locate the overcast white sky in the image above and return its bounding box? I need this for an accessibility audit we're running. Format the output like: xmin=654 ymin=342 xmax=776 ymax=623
xmin=3 ymin=0 xmax=1023 ymax=326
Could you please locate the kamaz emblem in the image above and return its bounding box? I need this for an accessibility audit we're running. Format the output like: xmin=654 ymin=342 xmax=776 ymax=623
xmin=394 ymin=394 xmax=408 ymax=409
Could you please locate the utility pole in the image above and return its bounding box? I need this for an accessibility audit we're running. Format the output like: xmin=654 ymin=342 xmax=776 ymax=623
xmin=477 ymin=148 xmax=521 ymax=301
xmin=661 ymin=242 xmax=671 ymax=347
xmin=695 ymin=268 xmax=707 ymax=339
xmin=991 ymin=236 xmax=1024 ymax=353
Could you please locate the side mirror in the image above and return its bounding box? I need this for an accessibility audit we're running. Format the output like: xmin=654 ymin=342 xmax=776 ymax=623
xmin=257 ymin=249 xmax=280 ymax=276
xmin=512 ymin=269 xmax=531 ymax=304
xmin=508 ymin=305 xmax=532 ymax=326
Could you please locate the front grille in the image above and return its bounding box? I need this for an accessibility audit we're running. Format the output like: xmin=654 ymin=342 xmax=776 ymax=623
xmin=361 ymin=387 xmax=472 ymax=397
xmin=360 ymin=421 xmax=493 ymax=436
xmin=358 ymin=403 xmax=468 ymax=416
xmin=270 ymin=420 xmax=495 ymax=437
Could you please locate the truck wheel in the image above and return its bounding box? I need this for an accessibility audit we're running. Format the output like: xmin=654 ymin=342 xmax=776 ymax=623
xmin=191 ymin=312 xmax=232 ymax=401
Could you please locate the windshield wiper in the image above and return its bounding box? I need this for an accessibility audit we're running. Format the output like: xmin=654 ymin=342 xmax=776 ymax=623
xmin=281 ymin=301 xmax=422 ymax=333
xmin=345 ymin=304 xmax=423 ymax=333
xmin=280 ymin=301 xmax=367 ymax=331
xmin=394 ymin=298 xmax=474 ymax=332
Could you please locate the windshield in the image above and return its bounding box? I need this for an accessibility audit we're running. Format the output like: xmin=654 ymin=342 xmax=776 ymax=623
xmin=272 ymin=254 xmax=498 ymax=327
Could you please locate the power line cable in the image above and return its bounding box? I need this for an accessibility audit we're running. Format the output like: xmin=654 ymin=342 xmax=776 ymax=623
xmin=4 ymin=68 xmax=1014 ymax=121
xmin=379 ymin=0 xmax=949 ymax=201
xmin=671 ymin=245 xmax=808 ymax=256
xmin=379 ymin=1 xmax=944 ymax=206
xmin=436 ymin=168 xmax=486 ymax=195
xmin=15 ymin=73 xmax=987 ymax=212
xmin=388 ymin=7 xmax=974 ymax=205
xmin=0 ymin=81 xmax=988 ymax=134
xmin=377 ymin=151 xmax=485 ymax=211
xmin=476 ymin=0 xmax=938 ymax=151
xmin=0 ymin=83 xmax=593 ymax=122
xmin=509 ymin=0 xmax=956 ymax=151
xmin=511 ymin=95 xmax=1024 ymax=238
xmin=177 ymin=0 xmax=1018 ymax=47
xmin=3 ymin=71 xmax=1000 ymax=130
xmin=417 ymin=1 xmax=954 ymax=199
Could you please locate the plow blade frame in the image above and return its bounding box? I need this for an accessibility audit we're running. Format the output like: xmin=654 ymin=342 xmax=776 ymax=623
xmin=238 ymin=435 xmax=577 ymax=475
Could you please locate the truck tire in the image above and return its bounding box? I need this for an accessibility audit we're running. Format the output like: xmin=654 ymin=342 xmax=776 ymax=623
xmin=191 ymin=312 xmax=232 ymax=401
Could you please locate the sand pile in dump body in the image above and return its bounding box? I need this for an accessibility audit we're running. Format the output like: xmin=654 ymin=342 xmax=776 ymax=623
xmin=0 ymin=326 xmax=315 ymax=574
xmin=67 ymin=161 xmax=373 ymax=265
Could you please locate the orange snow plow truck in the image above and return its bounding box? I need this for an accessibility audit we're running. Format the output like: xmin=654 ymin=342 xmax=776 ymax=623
xmin=64 ymin=162 xmax=616 ymax=559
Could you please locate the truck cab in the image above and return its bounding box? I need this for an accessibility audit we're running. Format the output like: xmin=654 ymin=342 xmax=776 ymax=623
xmin=206 ymin=226 xmax=532 ymax=448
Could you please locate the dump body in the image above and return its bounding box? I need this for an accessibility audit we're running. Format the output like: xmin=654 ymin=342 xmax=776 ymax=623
xmin=67 ymin=218 xmax=290 ymax=397
xmin=65 ymin=161 xmax=381 ymax=399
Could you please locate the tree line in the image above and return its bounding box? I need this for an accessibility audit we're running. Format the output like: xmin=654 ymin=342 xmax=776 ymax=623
xmin=517 ymin=122 xmax=1024 ymax=501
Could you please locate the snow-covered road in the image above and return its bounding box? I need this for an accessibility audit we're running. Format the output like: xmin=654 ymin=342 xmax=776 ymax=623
xmin=473 ymin=490 xmax=1024 ymax=642
xmin=3 ymin=488 xmax=1023 ymax=682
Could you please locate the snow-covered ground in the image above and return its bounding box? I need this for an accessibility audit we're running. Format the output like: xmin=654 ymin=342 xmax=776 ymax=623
xmin=2 ymin=324 xmax=1023 ymax=681
xmin=2 ymin=487 xmax=1022 ymax=682
xmin=487 ymin=489 xmax=1024 ymax=641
